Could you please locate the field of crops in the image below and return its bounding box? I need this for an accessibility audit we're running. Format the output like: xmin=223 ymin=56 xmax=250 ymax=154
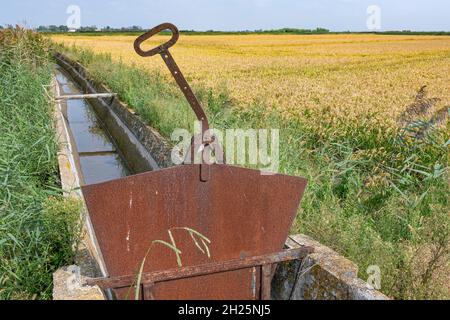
xmin=52 ymin=33 xmax=449 ymax=299
xmin=52 ymin=34 xmax=450 ymax=129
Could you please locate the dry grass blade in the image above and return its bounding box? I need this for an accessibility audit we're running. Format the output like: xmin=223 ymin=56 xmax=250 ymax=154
xmin=132 ymin=228 xmax=211 ymax=300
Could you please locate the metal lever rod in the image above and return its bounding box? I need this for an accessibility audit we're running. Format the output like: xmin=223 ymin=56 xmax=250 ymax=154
xmin=134 ymin=23 xmax=210 ymax=139
xmin=134 ymin=23 xmax=218 ymax=181
xmin=159 ymin=49 xmax=210 ymax=135
xmin=55 ymin=93 xmax=117 ymax=100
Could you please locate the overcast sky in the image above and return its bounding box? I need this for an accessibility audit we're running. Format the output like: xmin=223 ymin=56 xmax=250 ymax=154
xmin=1 ymin=0 xmax=449 ymax=31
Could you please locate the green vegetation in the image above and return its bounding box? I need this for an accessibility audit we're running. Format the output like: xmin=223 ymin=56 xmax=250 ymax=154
xmin=36 ymin=25 xmax=143 ymax=33
xmin=0 ymin=29 xmax=81 ymax=300
xmin=46 ymin=30 xmax=450 ymax=37
xmin=37 ymin=25 xmax=70 ymax=33
xmin=34 ymin=24 xmax=450 ymax=36
xmin=59 ymin=44 xmax=449 ymax=300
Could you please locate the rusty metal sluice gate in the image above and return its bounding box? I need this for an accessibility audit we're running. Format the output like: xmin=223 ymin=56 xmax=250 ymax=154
xmin=80 ymin=23 xmax=311 ymax=300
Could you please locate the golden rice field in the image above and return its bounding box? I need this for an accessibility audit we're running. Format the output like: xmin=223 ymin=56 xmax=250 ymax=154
xmin=50 ymin=33 xmax=450 ymax=299
xmin=52 ymin=34 xmax=450 ymax=130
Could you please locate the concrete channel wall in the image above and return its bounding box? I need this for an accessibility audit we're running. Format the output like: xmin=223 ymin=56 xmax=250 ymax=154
xmin=272 ymin=235 xmax=389 ymax=300
xmin=54 ymin=53 xmax=173 ymax=170
xmin=52 ymin=74 xmax=107 ymax=300
xmin=52 ymin=53 xmax=388 ymax=300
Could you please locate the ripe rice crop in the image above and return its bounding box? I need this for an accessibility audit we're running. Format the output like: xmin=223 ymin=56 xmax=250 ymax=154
xmin=52 ymin=33 xmax=449 ymax=299
xmin=52 ymin=34 xmax=450 ymax=131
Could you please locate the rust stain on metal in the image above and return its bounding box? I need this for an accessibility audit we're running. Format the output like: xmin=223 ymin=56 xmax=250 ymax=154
xmin=86 ymin=248 xmax=313 ymax=293
xmin=261 ymin=264 xmax=273 ymax=300
xmin=81 ymin=23 xmax=309 ymax=300
xmin=82 ymin=164 xmax=307 ymax=299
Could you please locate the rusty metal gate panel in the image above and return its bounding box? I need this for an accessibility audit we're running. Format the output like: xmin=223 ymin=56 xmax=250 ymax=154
xmin=82 ymin=164 xmax=307 ymax=299
xmin=81 ymin=23 xmax=309 ymax=300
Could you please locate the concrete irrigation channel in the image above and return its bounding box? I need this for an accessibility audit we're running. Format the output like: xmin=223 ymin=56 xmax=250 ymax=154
xmin=51 ymin=53 xmax=388 ymax=301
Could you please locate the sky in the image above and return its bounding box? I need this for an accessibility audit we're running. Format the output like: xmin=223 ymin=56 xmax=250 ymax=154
xmin=1 ymin=0 xmax=449 ymax=32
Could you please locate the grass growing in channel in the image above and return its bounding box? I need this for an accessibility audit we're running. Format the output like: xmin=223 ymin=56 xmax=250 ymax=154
xmin=58 ymin=43 xmax=449 ymax=300
xmin=0 ymin=29 xmax=81 ymax=300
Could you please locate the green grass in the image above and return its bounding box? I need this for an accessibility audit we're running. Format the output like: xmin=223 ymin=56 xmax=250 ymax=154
xmin=58 ymin=43 xmax=449 ymax=300
xmin=0 ymin=29 xmax=81 ymax=300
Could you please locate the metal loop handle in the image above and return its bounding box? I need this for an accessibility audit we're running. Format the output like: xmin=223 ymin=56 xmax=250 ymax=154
xmin=134 ymin=23 xmax=226 ymax=178
xmin=134 ymin=23 xmax=179 ymax=57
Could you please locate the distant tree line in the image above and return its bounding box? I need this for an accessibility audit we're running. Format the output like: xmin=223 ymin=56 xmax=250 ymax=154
xmin=259 ymin=27 xmax=330 ymax=34
xmin=31 ymin=25 xmax=329 ymax=34
xmin=178 ymin=27 xmax=331 ymax=35
xmin=33 ymin=25 xmax=143 ymax=33
xmin=37 ymin=25 xmax=69 ymax=32
xmin=0 ymin=24 xmax=448 ymax=36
